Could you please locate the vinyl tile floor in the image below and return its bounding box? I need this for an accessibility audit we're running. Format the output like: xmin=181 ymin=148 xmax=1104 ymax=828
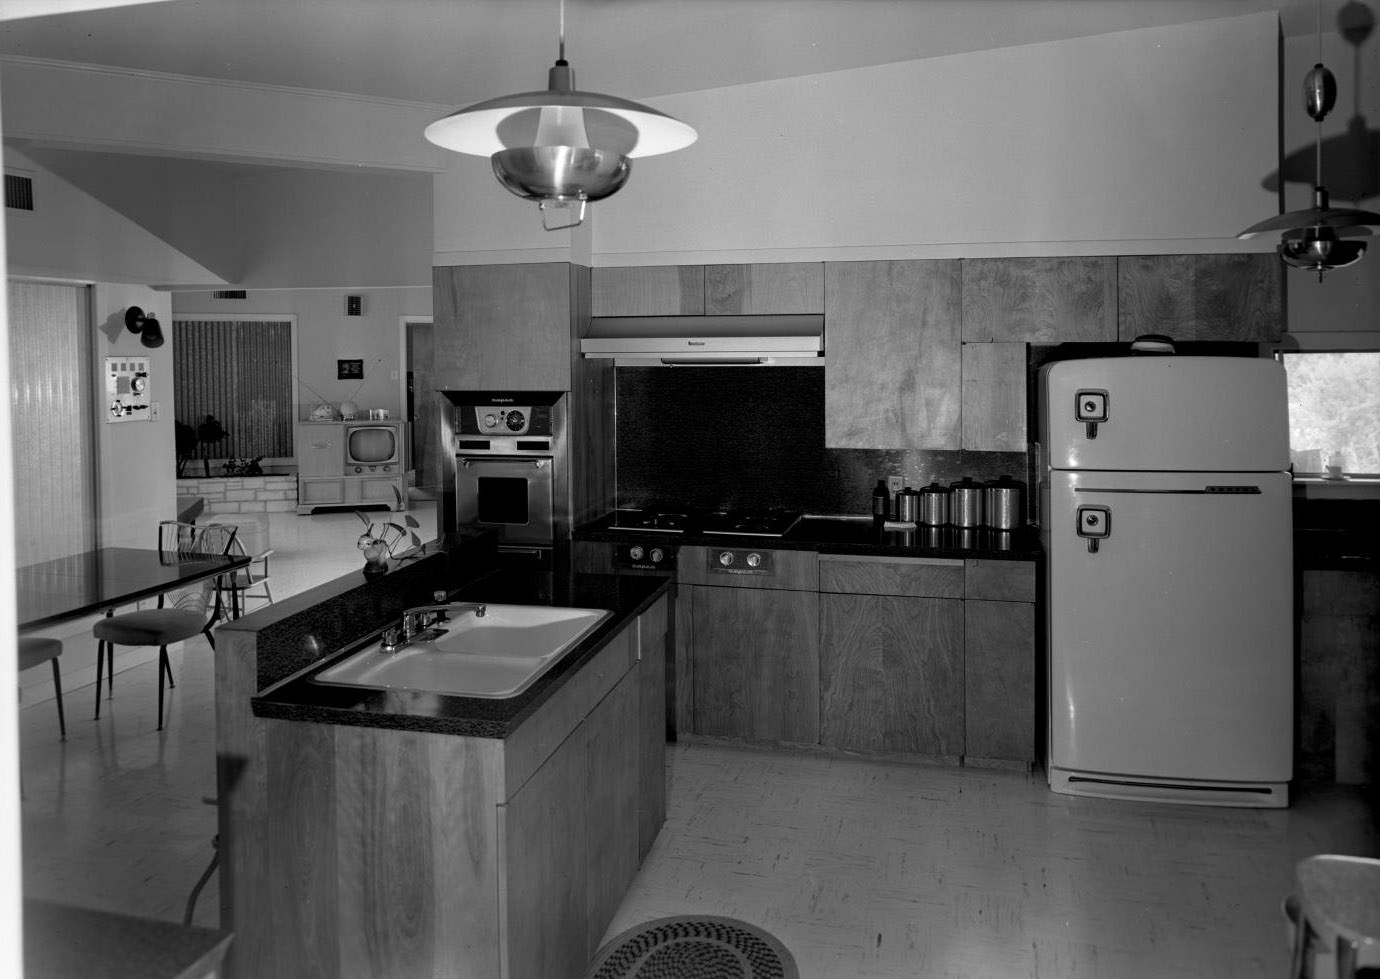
xmin=16 ymin=504 xmax=1380 ymax=976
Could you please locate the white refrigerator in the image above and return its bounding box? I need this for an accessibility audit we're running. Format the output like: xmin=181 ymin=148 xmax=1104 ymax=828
xmin=1039 ymin=355 xmax=1293 ymax=808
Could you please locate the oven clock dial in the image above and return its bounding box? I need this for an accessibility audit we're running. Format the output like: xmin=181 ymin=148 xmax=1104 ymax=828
xmin=504 ymin=410 xmax=525 ymax=431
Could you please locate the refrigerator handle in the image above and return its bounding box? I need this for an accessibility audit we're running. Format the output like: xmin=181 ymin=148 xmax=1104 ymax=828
xmin=1076 ymin=505 xmax=1111 ymax=554
xmin=1074 ymin=389 xmax=1109 ymax=440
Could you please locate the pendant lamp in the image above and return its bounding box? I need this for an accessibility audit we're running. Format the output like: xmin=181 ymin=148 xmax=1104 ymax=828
xmin=424 ymin=0 xmax=696 ymax=231
xmin=1237 ymin=0 xmax=1380 ymax=279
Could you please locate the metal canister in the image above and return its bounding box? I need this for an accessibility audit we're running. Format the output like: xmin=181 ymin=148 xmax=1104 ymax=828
xmin=949 ymin=477 xmax=985 ymax=529
xmin=985 ymin=475 xmax=1026 ymax=530
xmin=917 ymin=482 xmax=950 ymax=526
xmin=897 ymin=488 xmax=919 ymax=523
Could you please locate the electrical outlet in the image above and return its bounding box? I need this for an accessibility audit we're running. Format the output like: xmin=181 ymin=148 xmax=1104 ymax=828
xmin=150 ymin=401 xmax=160 ymax=420
xmin=887 ymin=475 xmax=904 ymax=494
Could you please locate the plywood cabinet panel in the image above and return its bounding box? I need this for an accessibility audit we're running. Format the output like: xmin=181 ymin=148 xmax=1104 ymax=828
xmin=961 ymin=257 xmax=1116 ymax=342
xmin=689 ymin=584 xmax=820 ymax=744
xmin=1117 ymin=254 xmax=1282 ymax=341
xmin=819 ymin=555 xmax=964 ymax=599
xmin=825 ymin=260 xmax=962 ymax=449
xmin=583 ymin=672 xmax=640 ymax=957
xmin=636 ymin=597 xmax=669 ymax=861
xmin=965 ymin=559 xmax=1037 ymax=603
xmin=964 ymin=599 xmax=1036 ymax=767
xmin=705 ymin=263 xmax=824 ymax=314
xmin=591 ymin=265 xmax=704 ymax=316
xmin=678 ymin=545 xmax=818 ymax=591
xmin=433 ymin=263 xmax=572 ymax=390
xmin=819 ymin=593 xmax=964 ymax=757
xmin=961 ymin=341 xmax=1028 ymax=451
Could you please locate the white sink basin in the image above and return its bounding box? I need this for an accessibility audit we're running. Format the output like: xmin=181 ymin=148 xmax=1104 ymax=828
xmin=312 ymin=603 xmax=612 ymax=699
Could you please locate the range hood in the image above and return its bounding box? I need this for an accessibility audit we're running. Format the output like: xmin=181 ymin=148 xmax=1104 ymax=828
xmin=580 ymin=314 xmax=824 ymax=366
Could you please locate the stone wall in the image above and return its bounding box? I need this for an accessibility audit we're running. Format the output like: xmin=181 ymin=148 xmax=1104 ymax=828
xmin=176 ymin=475 xmax=297 ymax=515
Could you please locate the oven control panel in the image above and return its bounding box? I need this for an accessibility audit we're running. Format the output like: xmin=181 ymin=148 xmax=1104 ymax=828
xmin=708 ymin=549 xmax=773 ymax=575
xmin=458 ymin=404 xmax=553 ymax=437
xmin=614 ymin=542 xmax=677 ymax=573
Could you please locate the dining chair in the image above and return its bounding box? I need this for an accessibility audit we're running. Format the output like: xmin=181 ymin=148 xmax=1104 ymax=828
xmin=18 ymin=637 xmax=65 ymax=740
xmin=204 ymin=513 xmax=274 ymax=618
xmin=1288 ymin=854 xmax=1380 ymax=978
xmin=92 ymin=521 xmax=237 ymax=731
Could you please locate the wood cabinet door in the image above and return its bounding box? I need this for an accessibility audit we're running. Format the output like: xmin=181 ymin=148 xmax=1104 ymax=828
xmin=819 ymin=594 xmax=964 ymax=757
xmin=295 ymin=423 xmax=341 ymax=477
xmin=591 ymin=265 xmax=704 ymax=316
xmin=433 ymin=263 xmax=572 ymax=390
xmin=689 ymin=584 xmax=820 ymax=744
xmin=1117 ymin=254 xmax=1282 ymax=341
xmin=583 ymin=670 xmax=640 ymax=959
xmin=825 ymin=260 xmax=962 ymax=449
xmin=961 ymin=257 xmax=1117 ymax=342
xmin=961 ymin=341 xmax=1028 ymax=451
xmin=503 ymin=721 xmax=589 ymax=979
xmin=964 ymin=599 xmax=1036 ymax=766
xmin=704 ymin=263 xmax=824 ymax=314
xmin=636 ymin=597 xmax=669 ymax=862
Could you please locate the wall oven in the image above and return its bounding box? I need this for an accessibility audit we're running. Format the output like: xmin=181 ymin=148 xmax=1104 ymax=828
xmin=443 ymin=391 xmax=567 ymax=552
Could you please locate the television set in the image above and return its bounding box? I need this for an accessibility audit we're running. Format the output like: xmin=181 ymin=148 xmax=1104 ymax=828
xmin=344 ymin=422 xmax=403 ymax=471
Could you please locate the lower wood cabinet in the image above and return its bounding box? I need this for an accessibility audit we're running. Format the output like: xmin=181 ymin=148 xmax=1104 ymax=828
xmin=964 ymin=599 xmax=1036 ymax=766
xmin=819 ymin=593 xmax=964 ymax=757
xmin=688 ymin=583 xmax=820 ymax=744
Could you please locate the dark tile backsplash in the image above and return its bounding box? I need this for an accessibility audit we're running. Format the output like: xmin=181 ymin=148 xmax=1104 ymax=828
xmin=614 ymin=367 xmax=1029 ymax=517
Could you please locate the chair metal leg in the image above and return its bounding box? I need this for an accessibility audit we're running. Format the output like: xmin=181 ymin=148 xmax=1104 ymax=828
xmin=1290 ymin=910 xmax=1310 ymax=979
xmin=50 ymin=658 xmax=66 ymax=741
xmin=94 ymin=640 xmax=104 ymax=720
xmin=163 ymin=648 xmax=176 ymax=690
xmin=157 ymin=646 xmax=168 ymax=731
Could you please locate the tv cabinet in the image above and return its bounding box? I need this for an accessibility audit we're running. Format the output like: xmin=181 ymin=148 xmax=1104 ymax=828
xmin=294 ymin=421 xmax=408 ymax=515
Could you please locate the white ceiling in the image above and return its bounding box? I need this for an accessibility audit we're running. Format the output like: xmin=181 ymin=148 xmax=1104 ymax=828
xmin=0 ymin=0 xmax=1339 ymax=109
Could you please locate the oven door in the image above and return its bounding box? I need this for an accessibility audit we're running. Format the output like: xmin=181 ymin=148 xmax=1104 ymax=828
xmin=455 ymin=455 xmax=554 ymax=546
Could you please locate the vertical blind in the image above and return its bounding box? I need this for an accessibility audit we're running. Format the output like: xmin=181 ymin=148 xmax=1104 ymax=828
xmin=8 ymin=280 xmax=95 ymax=564
xmin=173 ymin=319 xmax=293 ymax=459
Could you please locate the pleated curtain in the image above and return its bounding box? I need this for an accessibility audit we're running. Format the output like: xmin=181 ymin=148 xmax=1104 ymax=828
xmin=172 ymin=320 xmax=292 ymax=461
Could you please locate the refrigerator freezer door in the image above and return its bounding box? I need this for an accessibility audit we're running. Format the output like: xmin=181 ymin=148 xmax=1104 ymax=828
xmin=1047 ymin=469 xmax=1292 ymax=786
xmin=1040 ymin=357 xmax=1290 ymax=472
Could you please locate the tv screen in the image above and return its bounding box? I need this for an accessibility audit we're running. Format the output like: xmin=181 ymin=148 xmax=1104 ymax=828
xmin=347 ymin=426 xmax=398 ymax=464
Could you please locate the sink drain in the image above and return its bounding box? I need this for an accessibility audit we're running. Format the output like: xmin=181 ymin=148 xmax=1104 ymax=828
xmin=586 ymin=916 xmax=798 ymax=979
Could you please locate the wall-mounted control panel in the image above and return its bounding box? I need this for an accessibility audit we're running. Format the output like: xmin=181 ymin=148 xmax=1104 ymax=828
xmin=106 ymin=356 xmax=151 ymax=423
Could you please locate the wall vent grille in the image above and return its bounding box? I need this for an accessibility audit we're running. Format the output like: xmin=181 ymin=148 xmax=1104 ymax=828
xmin=213 ymin=290 xmax=247 ymax=300
xmin=5 ymin=173 xmax=34 ymax=211
xmin=345 ymin=295 xmax=363 ymax=316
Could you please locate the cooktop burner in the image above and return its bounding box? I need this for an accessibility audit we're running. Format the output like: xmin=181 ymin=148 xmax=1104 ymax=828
xmin=607 ymin=507 xmax=803 ymax=538
xmin=701 ymin=508 xmax=803 ymax=538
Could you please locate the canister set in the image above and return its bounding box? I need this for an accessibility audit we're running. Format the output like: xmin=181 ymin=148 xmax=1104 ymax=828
xmin=893 ymin=475 xmax=1026 ymax=530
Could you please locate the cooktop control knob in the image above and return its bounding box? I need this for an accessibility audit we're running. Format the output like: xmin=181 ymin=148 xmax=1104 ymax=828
xmin=746 ymin=552 xmax=762 ymax=568
xmin=718 ymin=551 xmax=734 ymax=567
xmin=629 ymin=545 xmax=644 ymax=561
xmin=650 ymin=548 xmax=665 ymax=564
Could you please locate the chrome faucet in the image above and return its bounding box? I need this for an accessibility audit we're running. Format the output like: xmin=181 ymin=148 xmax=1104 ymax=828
xmin=380 ymin=602 xmax=487 ymax=653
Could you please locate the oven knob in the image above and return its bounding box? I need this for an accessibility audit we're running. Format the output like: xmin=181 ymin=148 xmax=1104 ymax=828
xmin=746 ymin=552 xmax=762 ymax=568
xmin=629 ymin=545 xmax=644 ymax=561
xmin=483 ymin=413 xmax=497 ymax=429
xmin=718 ymin=551 xmax=734 ymax=567
xmin=650 ymin=548 xmax=665 ymax=564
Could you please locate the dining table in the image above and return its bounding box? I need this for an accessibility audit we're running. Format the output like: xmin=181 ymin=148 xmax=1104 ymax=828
xmin=17 ymin=546 xmax=251 ymax=631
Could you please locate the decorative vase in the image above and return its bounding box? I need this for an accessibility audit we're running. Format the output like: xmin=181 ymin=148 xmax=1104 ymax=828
xmin=361 ymin=542 xmax=388 ymax=575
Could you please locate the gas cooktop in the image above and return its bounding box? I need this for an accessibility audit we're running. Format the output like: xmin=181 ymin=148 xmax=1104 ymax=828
xmin=608 ymin=507 xmax=803 ymax=538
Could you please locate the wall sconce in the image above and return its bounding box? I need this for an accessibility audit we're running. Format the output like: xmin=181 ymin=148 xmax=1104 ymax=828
xmin=124 ymin=306 xmax=165 ymax=348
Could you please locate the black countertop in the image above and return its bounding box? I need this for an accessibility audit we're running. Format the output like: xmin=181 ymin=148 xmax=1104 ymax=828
xmin=574 ymin=511 xmax=1041 ymax=561
xmin=250 ymin=556 xmax=670 ymax=739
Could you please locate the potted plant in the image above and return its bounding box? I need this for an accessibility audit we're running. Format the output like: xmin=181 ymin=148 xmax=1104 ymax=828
xmin=355 ymin=485 xmax=424 ymax=575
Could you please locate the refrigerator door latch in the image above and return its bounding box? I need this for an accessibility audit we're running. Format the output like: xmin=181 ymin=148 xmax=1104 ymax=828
xmin=1077 ymin=505 xmax=1111 ymax=553
xmin=1074 ymin=389 xmax=1108 ymax=439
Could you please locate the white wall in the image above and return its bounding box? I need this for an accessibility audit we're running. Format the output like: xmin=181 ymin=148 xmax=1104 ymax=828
xmin=172 ymin=287 xmax=433 ymax=418
xmin=91 ymin=282 xmax=176 ymax=547
xmin=4 ymin=147 xmax=226 ymax=286
xmin=432 ymin=12 xmax=1280 ymax=265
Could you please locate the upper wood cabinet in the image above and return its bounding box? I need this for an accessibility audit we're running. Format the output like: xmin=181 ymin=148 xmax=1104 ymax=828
xmin=1117 ymin=254 xmax=1282 ymax=341
xmin=961 ymin=257 xmax=1117 ymax=342
xmin=433 ymin=263 xmax=575 ymax=390
xmin=825 ymin=260 xmax=962 ymax=450
xmin=961 ymin=341 xmax=1028 ymax=452
xmin=591 ymin=265 xmax=704 ymax=316
xmin=704 ymin=263 xmax=824 ymax=314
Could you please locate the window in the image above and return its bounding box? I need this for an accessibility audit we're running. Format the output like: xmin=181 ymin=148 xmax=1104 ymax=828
xmin=1281 ymin=350 xmax=1380 ymax=476
xmin=173 ymin=318 xmax=293 ymax=464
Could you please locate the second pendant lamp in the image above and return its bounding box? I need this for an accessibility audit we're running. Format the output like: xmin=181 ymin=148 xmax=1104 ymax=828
xmin=424 ymin=0 xmax=697 ymax=230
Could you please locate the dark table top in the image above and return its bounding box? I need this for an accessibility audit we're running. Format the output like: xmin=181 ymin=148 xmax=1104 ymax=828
xmin=18 ymin=546 xmax=250 ymax=630
xmin=23 ymin=898 xmax=232 ymax=979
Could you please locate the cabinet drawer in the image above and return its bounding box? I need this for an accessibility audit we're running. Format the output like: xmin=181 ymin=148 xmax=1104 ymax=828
xmin=964 ymin=559 xmax=1036 ymax=602
xmin=819 ymin=554 xmax=964 ymax=598
xmin=677 ymin=546 xmax=817 ymax=591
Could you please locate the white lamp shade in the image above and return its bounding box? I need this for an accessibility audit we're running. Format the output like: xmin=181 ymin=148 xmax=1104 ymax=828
xmin=424 ymin=88 xmax=697 ymax=159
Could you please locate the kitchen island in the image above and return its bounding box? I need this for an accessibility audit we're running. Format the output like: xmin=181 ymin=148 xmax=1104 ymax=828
xmin=214 ymin=533 xmax=671 ymax=979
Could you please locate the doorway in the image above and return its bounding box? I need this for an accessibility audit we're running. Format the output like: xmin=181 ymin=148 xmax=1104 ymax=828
xmin=402 ymin=318 xmax=438 ymax=496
